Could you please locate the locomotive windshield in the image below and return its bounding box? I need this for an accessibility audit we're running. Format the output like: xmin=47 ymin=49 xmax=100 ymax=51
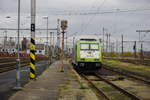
xmin=80 ymin=43 xmax=99 ymax=50
xmin=80 ymin=43 xmax=89 ymax=50
xmin=90 ymin=43 xmax=99 ymax=50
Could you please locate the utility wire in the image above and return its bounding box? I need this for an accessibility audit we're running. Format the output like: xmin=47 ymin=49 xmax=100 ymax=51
xmin=112 ymin=10 xmax=150 ymax=37
xmin=79 ymin=0 xmax=100 ymax=34
xmin=80 ymin=0 xmax=107 ymax=34
xmin=47 ymin=8 xmax=150 ymax=16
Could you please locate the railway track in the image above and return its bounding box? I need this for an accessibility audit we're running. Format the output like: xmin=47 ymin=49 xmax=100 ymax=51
xmin=0 ymin=58 xmax=46 ymax=73
xmin=0 ymin=61 xmax=29 ymax=73
xmin=81 ymin=73 xmax=144 ymax=100
xmin=102 ymin=65 xmax=150 ymax=84
xmin=0 ymin=63 xmax=29 ymax=73
xmin=104 ymin=58 xmax=150 ymax=66
xmin=82 ymin=74 xmax=111 ymax=100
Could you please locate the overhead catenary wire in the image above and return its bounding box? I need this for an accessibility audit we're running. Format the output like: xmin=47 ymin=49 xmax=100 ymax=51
xmin=109 ymin=9 xmax=150 ymax=40
xmin=79 ymin=0 xmax=101 ymax=34
xmin=45 ymin=8 xmax=150 ymax=16
xmin=80 ymin=0 xmax=107 ymax=34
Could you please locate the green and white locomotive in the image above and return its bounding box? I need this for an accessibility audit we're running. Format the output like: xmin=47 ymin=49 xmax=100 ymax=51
xmin=72 ymin=39 xmax=102 ymax=71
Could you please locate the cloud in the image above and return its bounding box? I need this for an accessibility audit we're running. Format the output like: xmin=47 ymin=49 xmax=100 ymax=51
xmin=0 ymin=0 xmax=150 ymax=43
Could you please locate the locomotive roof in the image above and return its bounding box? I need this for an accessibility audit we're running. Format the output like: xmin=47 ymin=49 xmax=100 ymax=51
xmin=80 ymin=39 xmax=97 ymax=41
xmin=76 ymin=40 xmax=100 ymax=44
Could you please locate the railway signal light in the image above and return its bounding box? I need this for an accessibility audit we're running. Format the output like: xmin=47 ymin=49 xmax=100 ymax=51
xmin=61 ymin=20 xmax=68 ymax=30
xmin=60 ymin=20 xmax=68 ymax=72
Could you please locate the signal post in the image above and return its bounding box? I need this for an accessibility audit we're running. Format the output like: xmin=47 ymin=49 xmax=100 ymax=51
xmin=60 ymin=20 xmax=68 ymax=72
xmin=30 ymin=0 xmax=36 ymax=79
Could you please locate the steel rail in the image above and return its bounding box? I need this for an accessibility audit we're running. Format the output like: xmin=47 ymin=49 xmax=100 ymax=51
xmin=0 ymin=63 xmax=28 ymax=73
xmin=104 ymin=58 xmax=150 ymax=66
xmin=0 ymin=59 xmax=46 ymax=73
xmin=102 ymin=65 xmax=150 ymax=84
xmin=95 ymin=73 xmax=143 ymax=100
xmin=82 ymin=74 xmax=111 ymax=100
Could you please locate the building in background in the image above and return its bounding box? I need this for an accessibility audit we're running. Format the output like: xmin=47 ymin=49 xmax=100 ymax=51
xmin=26 ymin=43 xmax=45 ymax=55
xmin=21 ymin=37 xmax=28 ymax=52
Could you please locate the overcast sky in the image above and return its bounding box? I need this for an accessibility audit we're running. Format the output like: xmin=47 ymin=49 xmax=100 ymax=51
xmin=0 ymin=0 xmax=150 ymax=44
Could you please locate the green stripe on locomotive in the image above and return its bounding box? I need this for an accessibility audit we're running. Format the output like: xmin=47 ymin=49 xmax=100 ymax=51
xmin=75 ymin=40 xmax=102 ymax=63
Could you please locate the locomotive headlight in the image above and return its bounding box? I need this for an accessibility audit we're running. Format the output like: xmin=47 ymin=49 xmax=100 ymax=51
xmin=96 ymin=63 xmax=100 ymax=66
xmin=80 ymin=63 xmax=84 ymax=66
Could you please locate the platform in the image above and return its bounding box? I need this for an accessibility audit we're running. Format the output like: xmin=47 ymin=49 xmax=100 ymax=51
xmin=9 ymin=60 xmax=98 ymax=100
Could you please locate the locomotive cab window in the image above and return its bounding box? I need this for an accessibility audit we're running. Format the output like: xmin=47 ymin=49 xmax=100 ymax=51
xmin=80 ymin=43 xmax=89 ymax=50
xmin=90 ymin=43 xmax=99 ymax=50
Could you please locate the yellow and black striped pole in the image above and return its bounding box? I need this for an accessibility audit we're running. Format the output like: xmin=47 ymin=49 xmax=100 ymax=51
xmin=30 ymin=37 xmax=36 ymax=79
xmin=30 ymin=0 xmax=36 ymax=79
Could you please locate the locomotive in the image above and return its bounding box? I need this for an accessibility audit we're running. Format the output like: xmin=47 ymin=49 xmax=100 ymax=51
xmin=72 ymin=38 xmax=102 ymax=72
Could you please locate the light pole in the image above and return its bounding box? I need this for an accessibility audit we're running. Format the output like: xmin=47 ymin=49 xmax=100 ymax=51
xmin=50 ymin=32 xmax=53 ymax=58
xmin=43 ymin=16 xmax=49 ymax=56
xmin=73 ymin=37 xmax=75 ymax=48
xmin=102 ymin=27 xmax=105 ymax=52
xmin=72 ymin=36 xmax=75 ymax=58
xmin=14 ymin=0 xmax=21 ymax=90
xmin=3 ymin=30 xmax=7 ymax=48
xmin=57 ymin=19 xmax=60 ymax=48
xmin=53 ymin=32 xmax=55 ymax=48
xmin=4 ymin=16 xmax=11 ymax=49
xmin=65 ymin=31 xmax=68 ymax=52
